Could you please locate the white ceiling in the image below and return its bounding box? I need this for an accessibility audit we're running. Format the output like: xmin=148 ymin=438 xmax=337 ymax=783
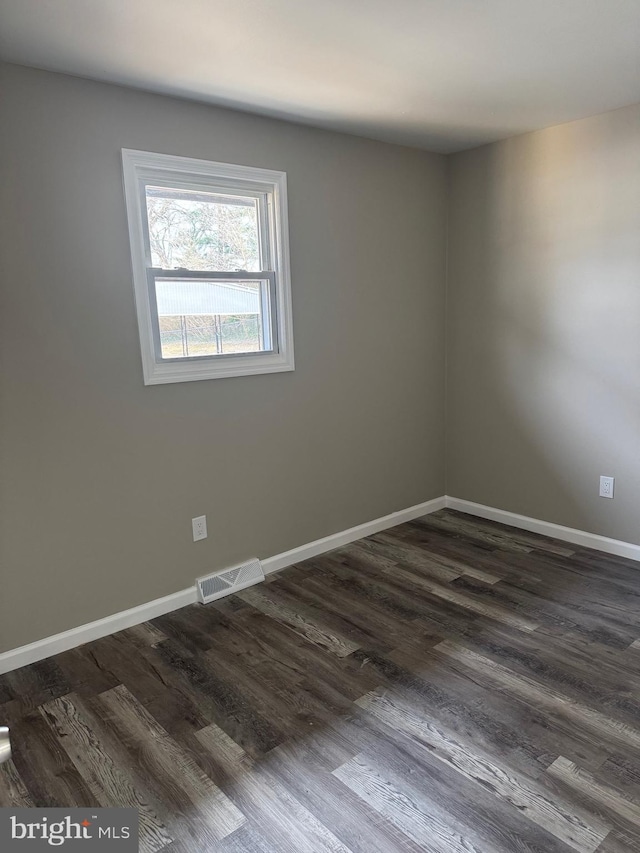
xmin=1 ymin=0 xmax=639 ymax=153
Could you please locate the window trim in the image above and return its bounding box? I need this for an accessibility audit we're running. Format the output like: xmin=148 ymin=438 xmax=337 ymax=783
xmin=121 ymin=149 xmax=295 ymax=384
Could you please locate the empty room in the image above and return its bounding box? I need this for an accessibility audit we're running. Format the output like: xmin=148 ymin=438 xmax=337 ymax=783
xmin=1 ymin=1 xmax=639 ymax=850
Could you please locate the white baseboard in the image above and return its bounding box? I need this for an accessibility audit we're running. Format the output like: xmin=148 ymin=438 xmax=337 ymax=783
xmin=0 ymin=587 xmax=198 ymax=677
xmin=0 ymin=495 xmax=446 ymax=675
xmin=445 ymin=496 xmax=640 ymax=563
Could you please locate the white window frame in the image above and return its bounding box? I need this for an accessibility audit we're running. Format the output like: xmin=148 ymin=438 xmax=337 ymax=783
xmin=121 ymin=149 xmax=294 ymax=384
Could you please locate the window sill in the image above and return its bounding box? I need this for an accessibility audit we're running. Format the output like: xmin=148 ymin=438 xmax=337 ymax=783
xmin=141 ymin=350 xmax=295 ymax=385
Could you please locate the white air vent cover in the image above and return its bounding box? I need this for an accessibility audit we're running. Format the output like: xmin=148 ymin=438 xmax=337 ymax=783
xmin=196 ymin=558 xmax=264 ymax=604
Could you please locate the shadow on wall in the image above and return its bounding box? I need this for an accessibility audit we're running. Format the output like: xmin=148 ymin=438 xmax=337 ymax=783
xmin=448 ymin=106 xmax=640 ymax=543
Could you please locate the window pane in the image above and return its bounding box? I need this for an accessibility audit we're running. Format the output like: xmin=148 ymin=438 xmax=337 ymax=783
xmin=154 ymin=278 xmax=270 ymax=358
xmin=145 ymin=186 xmax=261 ymax=271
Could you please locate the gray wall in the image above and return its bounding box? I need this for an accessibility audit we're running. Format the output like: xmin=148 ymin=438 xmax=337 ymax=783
xmin=0 ymin=63 xmax=447 ymax=653
xmin=4 ymin=60 xmax=637 ymax=656
xmin=447 ymin=104 xmax=640 ymax=543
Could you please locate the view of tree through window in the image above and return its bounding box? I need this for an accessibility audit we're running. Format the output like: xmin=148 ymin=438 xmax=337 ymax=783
xmin=145 ymin=187 xmax=264 ymax=357
xmin=145 ymin=187 xmax=261 ymax=271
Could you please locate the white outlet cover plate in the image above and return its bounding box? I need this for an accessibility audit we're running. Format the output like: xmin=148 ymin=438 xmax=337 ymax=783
xmin=192 ymin=515 xmax=208 ymax=541
xmin=599 ymin=476 xmax=615 ymax=499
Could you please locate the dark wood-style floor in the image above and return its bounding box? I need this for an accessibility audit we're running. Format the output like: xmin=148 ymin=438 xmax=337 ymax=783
xmin=2 ymin=509 xmax=640 ymax=852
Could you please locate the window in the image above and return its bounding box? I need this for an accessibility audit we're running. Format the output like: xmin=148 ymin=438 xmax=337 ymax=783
xmin=122 ymin=149 xmax=294 ymax=384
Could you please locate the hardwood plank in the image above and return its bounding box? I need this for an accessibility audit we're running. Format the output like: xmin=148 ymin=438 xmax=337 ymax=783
xmin=207 ymin=824 xmax=280 ymax=853
xmin=597 ymin=754 xmax=640 ymax=801
xmin=433 ymin=510 xmax=576 ymax=557
xmin=41 ymin=694 xmax=173 ymax=853
xmin=333 ymin=709 xmax=581 ymax=853
xmin=0 ymin=759 xmax=34 ymax=808
xmin=352 ymin=534 xmax=463 ymax=582
xmin=281 ymin=572 xmax=423 ymax=651
xmin=2 ymin=659 xmax=70 ymax=712
xmin=307 ymin=552 xmax=464 ymax=626
xmin=428 ymin=619 xmax=640 ymax=725
xmin=548 ymin=757 xmax=640 ymax=834
xmin=595 ymin=829 xmax=640 ymax=852
xmin=356 ymin=689 xmax=609 ymax=853
xmin=391 ymin=640 xmax=610 ymax=774
xmin=391 ymin=571 xmax=539 ymax=632
xmin=123 ymin=622 xmax=168 ymax=648
xmin=195 ymin=725 xmax=354 ymax=853
xmin=227 ymin=607 xmax=381 ymax=701
xmin=334 ymin=753 xmax=491 ymax=853
xmin=434 ymin=641 xmax=640 ymax=754
xmin=237 ymin=585 xmax=361 ymax=657
xmin=9 ymin=708 xmax=98 ymax=808
xmin=153 ymin=638 xmax=285 ymax=757
xmin=383 ymin=522 xmax=536 ymax=581
xmin=82 ymin=634 xmax=210 ymax=740
xmin=53 ymin=646 xmax=121 ymax=697
xmin=341 ymin=551 xmax=537 ymax=633
xmin=416 ymin=512 xmax=535 ymax=553
xmin=97 ymin=685 xmax=245 ymax=843
xmin=265 ymin=737 xmax=426 ymax=853
xmin=371 ymin=530 xmax=503 ymax=584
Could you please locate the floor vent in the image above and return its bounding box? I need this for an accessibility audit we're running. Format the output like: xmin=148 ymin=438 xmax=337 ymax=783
xmin=196 ymin=558 xmax=264 ymax=604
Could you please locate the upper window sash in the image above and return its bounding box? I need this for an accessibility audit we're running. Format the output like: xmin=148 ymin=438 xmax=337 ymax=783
xmin=139 ymin=178 xmax=273 ymax=273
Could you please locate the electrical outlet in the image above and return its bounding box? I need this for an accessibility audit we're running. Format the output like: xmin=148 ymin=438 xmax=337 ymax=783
xmin=192 ymin=515 xmax=207 ymax=541
xmin=599 ymin=476 xmax=615 ymax=499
